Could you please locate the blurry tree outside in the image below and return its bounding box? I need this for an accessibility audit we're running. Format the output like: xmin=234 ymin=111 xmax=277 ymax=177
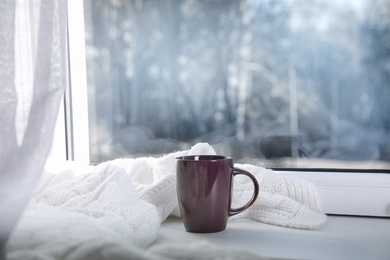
xmin=83 ymin=0 xmax=390 ymax=169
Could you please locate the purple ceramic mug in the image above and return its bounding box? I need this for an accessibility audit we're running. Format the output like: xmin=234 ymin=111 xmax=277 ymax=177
xmin=176 ymin=155 xmax=259 ymax=233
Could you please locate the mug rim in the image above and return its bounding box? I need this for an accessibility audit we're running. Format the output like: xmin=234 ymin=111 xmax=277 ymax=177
xmin=176 ymin=155 xmax=232 ymax=161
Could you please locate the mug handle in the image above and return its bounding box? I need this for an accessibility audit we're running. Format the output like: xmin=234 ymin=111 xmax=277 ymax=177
xmin=229 ymin=167 xmax=259 ymax=216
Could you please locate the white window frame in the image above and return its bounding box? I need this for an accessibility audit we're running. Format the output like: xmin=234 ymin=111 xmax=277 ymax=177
xmin=59 ymin=0 xmax=390 ymax=217
xmin=48 ymin=0 xmax=90 ymax=165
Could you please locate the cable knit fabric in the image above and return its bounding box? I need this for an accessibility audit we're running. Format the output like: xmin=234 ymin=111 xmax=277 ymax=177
xmin=6 ymin=143 xmax=326 ymax=259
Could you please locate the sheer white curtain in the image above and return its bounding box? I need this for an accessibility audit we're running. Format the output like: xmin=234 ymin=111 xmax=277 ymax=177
xmin=0 ymin=0 xmax=67 ymax=258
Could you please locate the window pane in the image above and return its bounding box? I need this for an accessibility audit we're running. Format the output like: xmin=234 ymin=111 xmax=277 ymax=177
xmin=83 ymin=0 xmax=390 ymax=170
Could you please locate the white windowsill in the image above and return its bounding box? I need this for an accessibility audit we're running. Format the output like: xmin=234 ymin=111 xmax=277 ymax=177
xmin=277 ymin=170 xmax=390 ymax=217
xmin=156 ymin=216 xmax=390 ymax=260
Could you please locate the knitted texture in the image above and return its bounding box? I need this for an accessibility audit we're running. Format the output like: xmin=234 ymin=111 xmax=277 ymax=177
xmin=32 ymin=163 xmax=160 ymax=248
xmin=229 ymin=164 xmax=326 ymax=229
xmin=105 ymin=143 xmax=326 ymax=229
xmin=7 ymin=143 xmax=326 ymax=259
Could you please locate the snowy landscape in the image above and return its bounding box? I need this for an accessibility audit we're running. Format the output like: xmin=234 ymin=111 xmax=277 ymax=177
xmin=83 ymin=0 xmax=390 ymax=169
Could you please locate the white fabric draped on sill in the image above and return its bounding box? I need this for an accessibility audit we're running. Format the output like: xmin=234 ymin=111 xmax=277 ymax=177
xmin=6 ymin=143 xmax=326 ymax=259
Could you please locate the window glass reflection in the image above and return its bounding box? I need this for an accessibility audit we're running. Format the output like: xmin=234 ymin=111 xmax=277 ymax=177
xmin=84 ymin=0 xmax=390 ymax=169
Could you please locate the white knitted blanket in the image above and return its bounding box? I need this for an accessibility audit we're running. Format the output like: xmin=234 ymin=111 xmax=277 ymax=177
xmin=6 ymin=143 xmax=326 ymax=259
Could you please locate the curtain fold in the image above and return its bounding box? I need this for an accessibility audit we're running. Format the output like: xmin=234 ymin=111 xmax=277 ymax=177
xmin=0 ymin=0 xmax=67 ymax=258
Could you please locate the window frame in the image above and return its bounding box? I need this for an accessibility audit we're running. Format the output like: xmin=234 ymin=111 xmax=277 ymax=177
xmin=59 ymin=0 xmax=390 ymax=217
xmin=64 ymin=0 xmax=90 ymax=164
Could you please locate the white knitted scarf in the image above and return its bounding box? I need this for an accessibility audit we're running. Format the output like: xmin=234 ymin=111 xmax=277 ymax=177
xmin=6 ymin=143 xmax=326 ymax=259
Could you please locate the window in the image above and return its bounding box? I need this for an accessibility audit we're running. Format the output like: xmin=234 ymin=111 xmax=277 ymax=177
xmin=82 ymin=0 xmax=390 ymax=170
xmin=64 ymin=0 xmax=390 ymax=217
